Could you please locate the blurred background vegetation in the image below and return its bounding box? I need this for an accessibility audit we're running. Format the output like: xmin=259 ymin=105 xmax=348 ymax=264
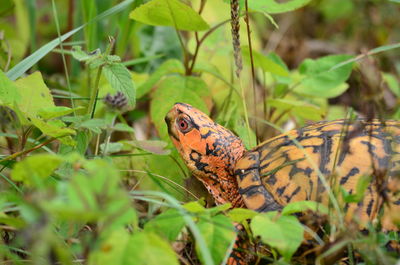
xmin=0 ymin=0 xmax=399 ymax=264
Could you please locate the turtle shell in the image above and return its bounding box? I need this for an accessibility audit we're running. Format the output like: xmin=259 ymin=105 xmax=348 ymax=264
xmin=235 ymin=119 xmax=400 ymax=229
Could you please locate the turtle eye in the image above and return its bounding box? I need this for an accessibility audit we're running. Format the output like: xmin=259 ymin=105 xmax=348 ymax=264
xmin=177 ymin=117 xmax=192 ymax=133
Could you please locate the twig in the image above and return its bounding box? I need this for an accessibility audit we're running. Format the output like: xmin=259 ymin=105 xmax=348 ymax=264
xmin=0 ymin=137 xmax=57 ymax=163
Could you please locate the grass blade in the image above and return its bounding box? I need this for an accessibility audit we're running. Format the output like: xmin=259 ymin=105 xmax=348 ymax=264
xmin=6 ymin=0 xmax=136 ymax=81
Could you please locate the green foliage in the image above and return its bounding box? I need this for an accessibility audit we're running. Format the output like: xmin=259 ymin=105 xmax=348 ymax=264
xmin=130 ymin=0 xmax=209 ymax=31
xmin=11 ymin=154 xmax=63 ymax=187
xmin=251 ymin=212 xmax=304 ymax=260
xmin=0 ymin=0 xmax=399 ymax=264
xmin=150 ymin=75 xmax=209 ymax=139
xmin=89 ymin=230 xmax=179 ymax=265
xmin=294 ymin=55 xmax=354 ymax=98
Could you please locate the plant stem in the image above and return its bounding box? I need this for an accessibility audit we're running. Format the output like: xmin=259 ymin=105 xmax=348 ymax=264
xmin=0 ymin=138 xmax=57 ymax=163
xmin=244 ymin=0 xmax=258 ymax=142
xmin=51 ymin=0 xmax=76 ymax=115
xmin=102 ymin=115 xmax=117 ymax=157
xmin=87 ymin=66 xmax=103 ymax=118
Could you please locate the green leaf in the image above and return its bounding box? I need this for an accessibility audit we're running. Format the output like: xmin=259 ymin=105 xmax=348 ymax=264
xmin=144 ymin=208 xmax=185 ymax=241
xmin=103 ymin=63 xmax=136 ymax=108
xmin=137 ymin=59 xmax=184 ymax=99
xmin=183 ymin=201 xmax=206 ymax=213
xmin=130 ymin=0 xmax=209 ymax=31
xmin=251 ymin=212 xmax=304 ymax=260
xmin=249 ymin=0 xmax=311 ymax=14
xmin=49 ymin=159 xmax=138 ymax=229
xmin=150 ymin=75 xmax=209 ymax=140
xmin=197 ymin=214 xmax=236 ymax=265
xmin=341 ymin=175 xmax=371 ymax=203
xmin=71 ymin=45 xmax=100 ymax=62
xmin=234 ymin=118 xmax=257 ymax=149
xmin=123 ymin=232 xmax=179 ymax=265
xmin=88 ymin=229 xmax=130 ymax=265
xmin=78 ymin=118 xmax=108 ymax=134
xmin=14 ymin=71 xmax=55 ymax=116
xmin=281 ymin=201 xmax=328 ymax=215
xmin=267 ymin=98 xmax=324 ymax=120
xmin=100 ymin=142 xmax=123 ymax=154
xmin=38 ymin=106 xmax=81 ymax=120
xmin=11 ymin=154 xmax=63 ymax=187
xmin=6 ymin=0 xmax=136 ymax=80
xmin=228 ymin=208 xmax=258 ymax=223
xmin=113 ymin=123 xmax=135 ymax=133
xmin=0 ymin=70 xmax=21 ymax=108
xmin=383 ymin=73 xmax=400 ymax=97
xmin=293 ymin=54 xmax=354 ymax=98
xmin=242 ymin=46 xmax=289 ymax=77
xmin=30 ymin=117 xmax=76 ymax=139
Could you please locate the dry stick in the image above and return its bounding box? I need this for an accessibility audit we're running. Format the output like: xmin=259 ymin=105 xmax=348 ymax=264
xmin=244 ymin=0 xmax=258 ymax=142
xmin=0 ymin=137 xmax=57 ymax=163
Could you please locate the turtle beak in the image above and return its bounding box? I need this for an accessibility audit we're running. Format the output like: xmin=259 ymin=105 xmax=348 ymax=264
xmin=165 ymin=108 xmax=179 ymax=141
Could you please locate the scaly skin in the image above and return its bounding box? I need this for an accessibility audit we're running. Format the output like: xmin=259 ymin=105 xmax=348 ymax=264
xmin=165 ymin=103 xmax=400 ymax=263
xmin=165 ymin=103 xmax=246 ymax=208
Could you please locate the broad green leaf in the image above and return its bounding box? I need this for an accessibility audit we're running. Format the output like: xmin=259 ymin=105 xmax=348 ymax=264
xmin=242 ymin=46 xmax=289 ymax=77
xmin=78 ymin=118 xmax=108 ymax=134
xmin=113 ymin=123 xmax=135 ymax=133
xmin=183 ymin=201 xmax=206 ymax=213
xmin=11 ymin=154 xmax=63 ymax=187
xmin=197 ymin=214 xmax=236 ymax=265
xmin=249 ymin=0 xmax=311 ymax=14
xmin=103 ymin=63 xmax=136 ymax=108
xmin=228 ymin=208 xmax=258 ymax=223
xmin=150 ymin=75 xmax=209 ymax=140
xmin=206 ymin=203 xmax=232 ymax=215
xmin=267 ymin=98 xmax=324 ymax=120
xmin=144 ymin=208 xmax=185 ymax=241
xmin=251 ymin=212 xmax=304 ymax=260
xmin=100 ymin=142 xmax=123 ymax=154
xmin=14 ymin=71 xmax=55 ymax=116
xmin=30 ymin=117 xmax=76 ymax=138
xmin=49 ymin=159 xmax=137 ymax=229
xmin=72 ymin=45 xmax=93 ymax=61
xmin=383 ymin=73 xmax=400 ymax=97
xmin=234 ymin=118 xmax=257 ymax=149
xmin=293 ymin=54 xmax=354 ymax=98
xmin=0 ymin=70 xmax=21 ymax=107
xmin=130 ymin=0 xmax=209 ymax=31
xmin=137 ymin=59 xmax=184 ymax=99
xmin=38 ymin=106 xmax=81 ymax=120
xmin=281 ymin=201 xmax=328 ymax=215
xmin=123 ymin=232 xmax=179 ymax=265
xmin=88 ymin=229 xmax=130 ymax=265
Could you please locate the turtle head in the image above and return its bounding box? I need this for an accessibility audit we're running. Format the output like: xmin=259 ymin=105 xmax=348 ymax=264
xmin=165 ymin=103 xmax=246 ymax=206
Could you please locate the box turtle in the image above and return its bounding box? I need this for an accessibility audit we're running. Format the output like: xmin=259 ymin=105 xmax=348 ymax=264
xmin=165 ymin=103 xmax=400 ymax=262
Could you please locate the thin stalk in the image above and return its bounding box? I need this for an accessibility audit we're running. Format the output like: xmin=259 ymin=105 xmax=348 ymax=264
xmin=102 ymin=115 xmax=117 ymax=157
xmin=244 ymin=0 xmax=258 ymax=142
xmin=0 ymin=138 xmax=57 ymax=163
xmin=87 ymin=66 xmax=103 ymax=118
xmin=51 ymin=0 xmax=76 ymax=115
xmin=239 ymin=79 xmax=252 ymax=147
